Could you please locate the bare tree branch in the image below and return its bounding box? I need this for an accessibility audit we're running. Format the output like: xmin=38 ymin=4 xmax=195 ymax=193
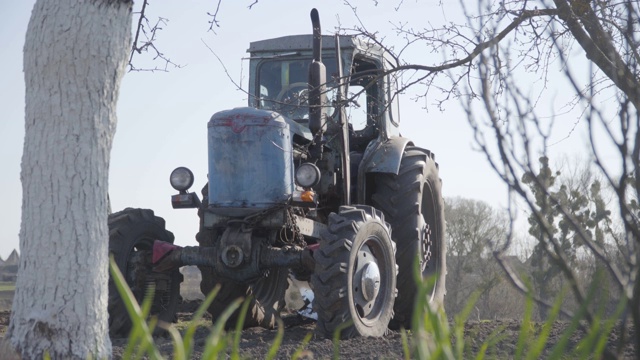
xmin=128 ymin=0 xmax=182 ymax=72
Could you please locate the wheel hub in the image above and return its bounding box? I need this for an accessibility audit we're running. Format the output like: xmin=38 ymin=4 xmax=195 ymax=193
xmin=221 ymin=245 xmax=244 ymax=268
xmin=360 ymin=262 xmax=381 ymax=301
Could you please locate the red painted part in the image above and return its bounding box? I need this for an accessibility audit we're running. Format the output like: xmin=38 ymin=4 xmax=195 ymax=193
xmin=307 ymin=243 xmax=320 ymax=251
xmin=152 ymin=240 xmax=182 ymax=264
xmin=212 ymin=113 xmax=273 ymax=134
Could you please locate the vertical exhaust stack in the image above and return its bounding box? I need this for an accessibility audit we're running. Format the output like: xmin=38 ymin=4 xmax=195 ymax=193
xmin=308 ymin=8 xmax=327 ymax=158
xmin=334 ymin=35 xmax=351 ymax=205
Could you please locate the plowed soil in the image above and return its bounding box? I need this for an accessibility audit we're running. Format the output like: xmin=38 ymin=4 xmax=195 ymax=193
xmin=0 ymin=305 xmax=636 ymax=359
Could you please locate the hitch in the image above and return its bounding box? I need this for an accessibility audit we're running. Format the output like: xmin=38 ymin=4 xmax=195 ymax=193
xmin=152 ymin=240 xmax=315 ymax=283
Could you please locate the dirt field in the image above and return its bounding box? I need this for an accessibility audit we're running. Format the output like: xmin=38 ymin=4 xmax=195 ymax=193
xmin=0 ymin=295 xmax=12 ymax=313
xmin=0 ymin=303 xmax=636 ymax=359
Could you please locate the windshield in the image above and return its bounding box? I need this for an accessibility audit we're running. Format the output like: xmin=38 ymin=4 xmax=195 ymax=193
xmin=257 ymin=58 xmax=338 ymax=121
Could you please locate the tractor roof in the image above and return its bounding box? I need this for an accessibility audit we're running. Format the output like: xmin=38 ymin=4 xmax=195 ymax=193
xmin=248 ymin=34 xmax=386 ymax=58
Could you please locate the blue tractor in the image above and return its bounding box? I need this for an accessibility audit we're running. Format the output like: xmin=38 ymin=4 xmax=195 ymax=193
xmin=107 ymin=9 xmax=446 ymax=338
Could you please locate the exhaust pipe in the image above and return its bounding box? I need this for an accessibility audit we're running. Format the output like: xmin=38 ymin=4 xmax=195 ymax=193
xmin=308 ymin=8 xmax=327 ymax=158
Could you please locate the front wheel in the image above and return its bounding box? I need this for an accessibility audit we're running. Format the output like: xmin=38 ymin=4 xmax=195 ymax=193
xmin=311 ymin=205 xmax=397 ymax=338
xmin=108 ymin=208 xmax=183 ymax=337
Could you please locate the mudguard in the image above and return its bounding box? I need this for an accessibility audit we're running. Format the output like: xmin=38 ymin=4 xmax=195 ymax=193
xmin=356 ymin=136 xmax=412 ymax=204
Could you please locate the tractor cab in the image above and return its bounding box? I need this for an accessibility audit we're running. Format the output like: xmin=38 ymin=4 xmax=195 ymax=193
xmin=247 ymin=35 xmax=401 ymax=152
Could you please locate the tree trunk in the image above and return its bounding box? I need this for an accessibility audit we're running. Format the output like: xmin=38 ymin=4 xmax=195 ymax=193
xmin=8 ymin=0 xmax=131 ymax=358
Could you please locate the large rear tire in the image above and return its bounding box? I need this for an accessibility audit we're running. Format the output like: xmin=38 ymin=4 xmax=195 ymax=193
xmin=108 ymin=208 xmax=183 ymax=337
xmin=196 ymin=186 xmax=288 ymax=329
xmin=372 ymin=146 xmax=446 ymax=329
xmin=311 ymin=205 xmax=397 ymax=338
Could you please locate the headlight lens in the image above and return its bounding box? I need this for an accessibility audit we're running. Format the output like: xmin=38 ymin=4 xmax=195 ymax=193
xmin=170 ymin=167 xmax=194 ymax=192
xmin=295 ymin=163 xmax=321 ymax=188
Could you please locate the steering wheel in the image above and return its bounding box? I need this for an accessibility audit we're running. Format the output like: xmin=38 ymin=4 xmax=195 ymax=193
xmin=275 ymin=82 xmax=309 ymax=120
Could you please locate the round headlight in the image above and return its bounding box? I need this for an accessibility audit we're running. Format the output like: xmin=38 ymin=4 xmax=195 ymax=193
xmin=295 ymin=163 xmax=321 ymax=188
xmin=170 ymin=167 xmax=194 ymax=192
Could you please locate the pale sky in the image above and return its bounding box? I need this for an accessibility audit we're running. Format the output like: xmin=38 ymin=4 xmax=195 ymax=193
xmin=0 ymin=0 xmax=597 ymax=259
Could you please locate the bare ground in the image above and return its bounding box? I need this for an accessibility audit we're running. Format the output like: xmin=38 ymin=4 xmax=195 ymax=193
xmin=0 ymin=303 xmax=636 ymax=359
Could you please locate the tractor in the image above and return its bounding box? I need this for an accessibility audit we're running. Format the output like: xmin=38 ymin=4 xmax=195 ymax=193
xmin=108 ymin=9 xmax=446 ymax=339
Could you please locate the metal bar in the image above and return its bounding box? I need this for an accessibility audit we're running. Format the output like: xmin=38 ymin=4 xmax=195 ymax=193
xmin=335 ymin=34 xmax=351 ymax=205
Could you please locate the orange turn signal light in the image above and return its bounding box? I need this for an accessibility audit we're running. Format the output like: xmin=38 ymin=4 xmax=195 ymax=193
xmin=301 ymin=190 xmax=315 ymax=202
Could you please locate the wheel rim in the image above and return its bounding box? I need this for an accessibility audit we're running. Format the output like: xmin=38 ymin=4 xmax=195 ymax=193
xmin=422 ymin=181 xmax=441 ymax=300
xmin=420 ymin=222 xmax=432 ymax=272
xmin=352 ymin=236 xmax=390 ymax=323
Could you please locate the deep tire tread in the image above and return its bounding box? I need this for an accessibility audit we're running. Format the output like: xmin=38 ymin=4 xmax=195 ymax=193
xmin=108 ymin=208 xmax=182 ymax=337
xmin=372 ymin=146 xmax=447 ymax=329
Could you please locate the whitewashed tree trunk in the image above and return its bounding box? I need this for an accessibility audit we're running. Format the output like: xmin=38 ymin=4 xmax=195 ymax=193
xmin=8 ymin=0 xmax=131 ymax=358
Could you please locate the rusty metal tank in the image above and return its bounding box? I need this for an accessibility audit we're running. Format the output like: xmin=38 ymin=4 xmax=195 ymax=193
xmin=207 ymin=107 xmax=294 ymax=216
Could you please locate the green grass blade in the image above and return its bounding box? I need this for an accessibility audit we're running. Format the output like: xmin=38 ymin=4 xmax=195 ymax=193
xmin=474 ymin=324 xmax=507 ymax=360
xmin=547 ymin=275 xmax=609 ymax=359
xmin=475 ymin=342 xmax=489 ymax=360
xmin=265 ymin=317 xmax=285 ymax=360
xmin=454 ymin=291 xmax=480 ymax=358
xmin=291 ymin=332 xmax=313 ymax=360
xmin=575 ymin=317 xmax=602 ymax=358
xmin=123 ymin=323 xmax=142 ymax=360
xmin=400 ymin=328 xmax=411 ymax=360
xmin=332 ymin=319 xmax=354 ymax=359
xmin=109 ymin=256 xmax=143 ymax=321
xmin=201 ymin=298 xmax=243 ymax=360
xmin=514 ymin=290 xmax=534 ymax=360
xmin=410 ymin=251 xmax=456 ymax=359
xmin=166 ymin=324 xmax=186 ymax=360
xmin=230 ymin=296 xmax=251 ymax=360
xmin=134 ymin=287 xmax=162 ymax=359
xmin=183 ymin=284 xmax=222 ymax=359
xmin=576 ymin=282 xmax=627 ymax=358
xmin=546 ymin=299 xmax=586 ymax=359
xmin=411 ymin=255 xmax=432 ymax=358
xmin=109 ymin=256 xmax=163 ymax=360
xmin=202 ymin=339 xmax=228 ymax=360
xmin=593 ymin=297 xmax=627 ymax=357
xmin=526 ymin=290 xmax=564 ymax=360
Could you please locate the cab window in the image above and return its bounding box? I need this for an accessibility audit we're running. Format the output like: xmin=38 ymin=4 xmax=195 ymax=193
xmin=348 ymin=57 xmax=380 ymax=149
xmin=257 ymin=58 xmax=337 ymax=122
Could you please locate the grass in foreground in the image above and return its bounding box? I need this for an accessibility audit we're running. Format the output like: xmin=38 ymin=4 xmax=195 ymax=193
xmin=111 ymin=255 xmax=627 ymax=360
xmin=407 ymin=253 xmax=627 ymax=359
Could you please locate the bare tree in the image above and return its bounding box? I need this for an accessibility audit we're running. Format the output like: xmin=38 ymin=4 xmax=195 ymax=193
xmin=445 ymin=197 xmax=509 ymax=317
xmin=8 ymin=0 xmax=131 ymax=358
xmin=457 ymin=3 xmax=639 ymax=355
xmin=346 ymin=0 xmax=639 ymax=356
xmin=445 ymin=197 xmax=530 ymax=320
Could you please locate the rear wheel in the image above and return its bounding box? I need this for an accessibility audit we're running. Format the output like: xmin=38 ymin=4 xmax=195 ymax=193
xmin=108 ymin=208 xmax=183 ymax=337
xmin=372 ymin=146 xmax=446 ymax=329
xmin=311 ymin=205 xmax=397 ymax=338
xmin=196 ymin=186 xmax=288 ymax=329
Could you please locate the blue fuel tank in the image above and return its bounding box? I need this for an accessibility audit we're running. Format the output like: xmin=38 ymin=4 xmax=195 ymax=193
xmin=207 ymin=107 xmax=294 ymax=216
